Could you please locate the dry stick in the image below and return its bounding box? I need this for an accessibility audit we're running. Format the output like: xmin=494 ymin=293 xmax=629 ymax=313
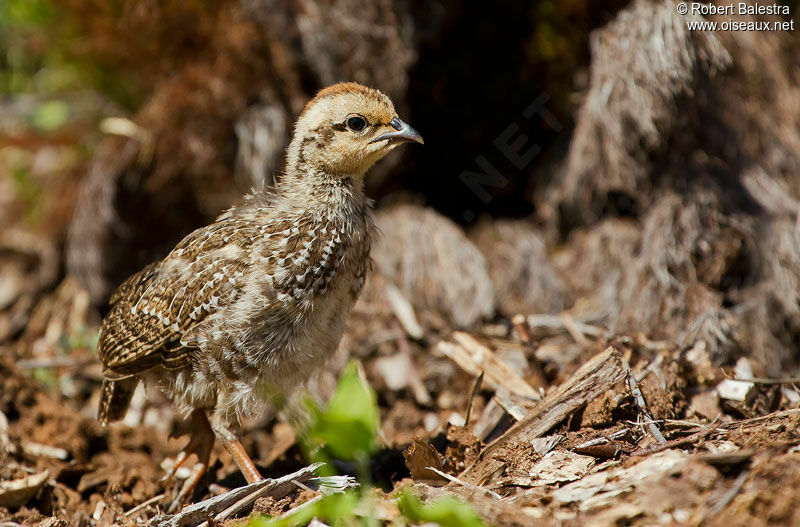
xmin=523 ymin=314 xmax=606 ymax=337
xmin=460 ymin=347 xmax=627 ymax=486
xmin=154 ymin=463 xmax=323 ymax=527
xmin=393 ymin=321 xmax=432 ymax=406
xmin=630 ymin=421 xmax=721 ymax=456
xmin=200 ymin=479 xmax=292 ymax=526
xmin=424 ymin=466 xmax=504 ymax=500
xmin=124 ymin=493 xmax=167 ymax=517
xmin=718 ymin=408 xmax=800 ymax=430
xmin=573 ymin=429 xmax=629 ymax=450
xmin=560 ymin=313 xmax=588 ymax=346
xmin=735 ymin=377 xmax=800 ymax=384
xmin=464 ymin=372 xmax=484 ymax=428
xmin=626 ymin=366 xmax=666 ymax=443
xmin=710 ymin=469 xmax=749 ymax=513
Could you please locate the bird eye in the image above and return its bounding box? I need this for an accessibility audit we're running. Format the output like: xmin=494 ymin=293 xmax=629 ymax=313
xmin=346 ymin=116 xmax=367 ymax=132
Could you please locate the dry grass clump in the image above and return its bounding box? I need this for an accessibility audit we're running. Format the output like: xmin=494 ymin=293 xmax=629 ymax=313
xmin=616 ymin=193 xmax=753 ymax=338
xmin=545 ymin=0 xmax=730 ymax=225
xmin=470 ymin=219 xmax=566 ymax=317
xmin=371 ymin=204 xmax=494 ymax=329
xmin=537 ymin=0 xmax=800 ymax=373
xmin=552 ymin=219 xmax=640 ymax=326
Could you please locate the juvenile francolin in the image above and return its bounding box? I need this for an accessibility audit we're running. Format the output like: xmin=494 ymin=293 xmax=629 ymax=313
xmin=96 ymin=82 xmax=422 ymax=505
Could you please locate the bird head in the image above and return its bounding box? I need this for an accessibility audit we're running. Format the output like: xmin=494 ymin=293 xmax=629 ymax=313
xmin=286 ymin=82 xmax=423 ymax=180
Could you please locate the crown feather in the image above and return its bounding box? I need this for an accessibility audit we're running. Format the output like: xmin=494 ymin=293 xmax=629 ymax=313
xmin=300 ymin=82 xmax=388 ymax=118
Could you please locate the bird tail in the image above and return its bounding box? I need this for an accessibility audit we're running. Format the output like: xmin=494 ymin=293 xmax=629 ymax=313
xmin=97 ymin=377 xmax=139 ymax=426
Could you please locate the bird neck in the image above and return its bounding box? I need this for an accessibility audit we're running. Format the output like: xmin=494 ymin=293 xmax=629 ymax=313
xmin=278 ymin=162 xmax=367 ymax=212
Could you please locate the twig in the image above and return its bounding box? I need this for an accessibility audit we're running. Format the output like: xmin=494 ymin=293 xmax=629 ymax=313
xmin=710 ymin=470 xmax=749 ymax=513
xmin=630 ymin=421 xmax=720 ymax=456
xmin=573 ymin=429 xmax=629 ymax=450
xmin=425 ymin=466 xmax=504 ymax=500
xmin=393 ymin=323 xmax=432 ymax=406
xmin=626 ymin=365 xmax=666 ymax=443
xmin=718 ymin=408 xmax=800 ymax=430
xmin=662 ymin=419 xmax=711 ymax=428
xmin=20 ymin=440 xmax=69 ymax=460
xmin=437 ymin=332 xmax=540 ymax=400
xmin=493 ymin=389 xmax=528 ymax=421
xmin=464 ymin=372 xmax=484 ymax=427
xmin=152 ymin=463 xmax=323 ymax=527
xmin=524 ymin=314 xmax=606 ymax=337
xmin=560 ymin=313 xmax=588 ymax=346
xmin=385 ymin=283 xmax=424 ymax=340
xmin=124 ymin=493 xmax=166 ymax=516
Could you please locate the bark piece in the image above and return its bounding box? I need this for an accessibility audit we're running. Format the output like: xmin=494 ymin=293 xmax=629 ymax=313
xmin=460 ymin=346 xmax=626 ymax=486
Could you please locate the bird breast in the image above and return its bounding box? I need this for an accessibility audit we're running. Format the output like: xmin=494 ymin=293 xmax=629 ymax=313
xmin=251 ymin=210 xmax=373 ymax=313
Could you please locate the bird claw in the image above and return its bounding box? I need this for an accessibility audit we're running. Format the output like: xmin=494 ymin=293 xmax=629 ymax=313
xmin=162 ymin=410 xmax=214 ymax=512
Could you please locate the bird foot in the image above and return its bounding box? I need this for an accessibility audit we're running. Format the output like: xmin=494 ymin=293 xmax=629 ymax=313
xmin=163 ymin=410 xmax=214 ymax=513
xmin=220 ymin=438 xmax=264 ymax=484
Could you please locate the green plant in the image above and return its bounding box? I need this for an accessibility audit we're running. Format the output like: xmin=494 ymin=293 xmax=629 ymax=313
xmin=397 ymin=490 xmax=483 ymax=527
xmin=303 ymin=360 xmax=379 ymax=478
xmin=252 ymin=359 xmax=482 ymax=526
xmin=250 ymin=491 xmax=360 ymax=527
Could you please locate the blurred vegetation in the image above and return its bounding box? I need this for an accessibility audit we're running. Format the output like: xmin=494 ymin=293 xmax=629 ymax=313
xmin=304 ymin=360 xmax=380 ymax=475
xmin=251 ymin=361 xmax=483 ymax=526
xmin=0 ymin=0 xmax=111 ymax=99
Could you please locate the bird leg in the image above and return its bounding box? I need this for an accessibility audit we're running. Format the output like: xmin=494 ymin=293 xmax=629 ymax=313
xmin=164 ymin=409 xmax=214 ymax=512
xmin=209 ymin=411 xmax=264 ymax=484
xmin=221 ymin=437 xmax=263 ymax=483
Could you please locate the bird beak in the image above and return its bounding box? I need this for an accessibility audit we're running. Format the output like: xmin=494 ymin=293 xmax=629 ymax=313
xmin=370 ymin=117 xmax=424 ymax=145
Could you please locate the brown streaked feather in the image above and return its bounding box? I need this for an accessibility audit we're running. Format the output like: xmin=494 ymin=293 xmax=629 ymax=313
xmin=109 ymin=262 xmax=158 ymax=305
xmin=97 ymin=377 xmax=138 ymax=426
xmin=98 ymin=219 xmax=261 ymax=376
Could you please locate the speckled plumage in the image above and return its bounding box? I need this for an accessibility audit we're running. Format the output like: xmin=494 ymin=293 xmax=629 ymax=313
xmin=96 ymin=83 xmax=422 ymax=486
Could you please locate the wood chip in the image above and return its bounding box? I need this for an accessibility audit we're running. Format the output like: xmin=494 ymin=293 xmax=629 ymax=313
xmin=506 ymin=451 xmax=595 ymax=487
xmin=716 ymin=379 xmax=755 ymax=402
xmin=0 ymin=470 xmax=49 ymax=509
xmin=552 ymin=450 xmax=687 ymax=510
xmin=460 ymin=346 xmax=627 ymax=486
xmin=436 ymin=332 xmax=540 ymax=400
xmin=384 ymin=283 xmax=424 ymax=339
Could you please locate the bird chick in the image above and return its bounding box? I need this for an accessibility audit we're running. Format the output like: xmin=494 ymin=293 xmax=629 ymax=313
xmin=96 ymin=82 xmax=422 ymax=507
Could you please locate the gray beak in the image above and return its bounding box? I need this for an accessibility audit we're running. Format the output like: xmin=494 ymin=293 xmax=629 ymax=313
xmin=369 ymin=116 xmax=424 ymax=145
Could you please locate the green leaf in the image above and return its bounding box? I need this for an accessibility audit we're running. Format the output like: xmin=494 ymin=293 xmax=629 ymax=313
xmin=249 ymin=491 xmax=359 ymax=527
xmin=307 ymin=360 xmax=379 ymax=462
xmin=31 ymin=100 xmax=69 ymax=131
xmin=397 ymin=490 xmax=484 ymax=527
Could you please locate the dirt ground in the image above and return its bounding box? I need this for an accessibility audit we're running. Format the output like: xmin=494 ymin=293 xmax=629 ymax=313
xmin=2 ymin=288 xmax=800 ymax=526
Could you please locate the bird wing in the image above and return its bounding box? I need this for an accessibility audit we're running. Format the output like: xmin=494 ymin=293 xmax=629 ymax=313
xmin=98 ymin=219 xmax=261 ymax=377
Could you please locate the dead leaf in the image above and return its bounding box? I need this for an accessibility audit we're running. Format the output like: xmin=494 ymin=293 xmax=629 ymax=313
xmin=0 ymin=470 xmax=49 ymax=508
xmin=403 ymin=438 xmax=447 ymax=483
